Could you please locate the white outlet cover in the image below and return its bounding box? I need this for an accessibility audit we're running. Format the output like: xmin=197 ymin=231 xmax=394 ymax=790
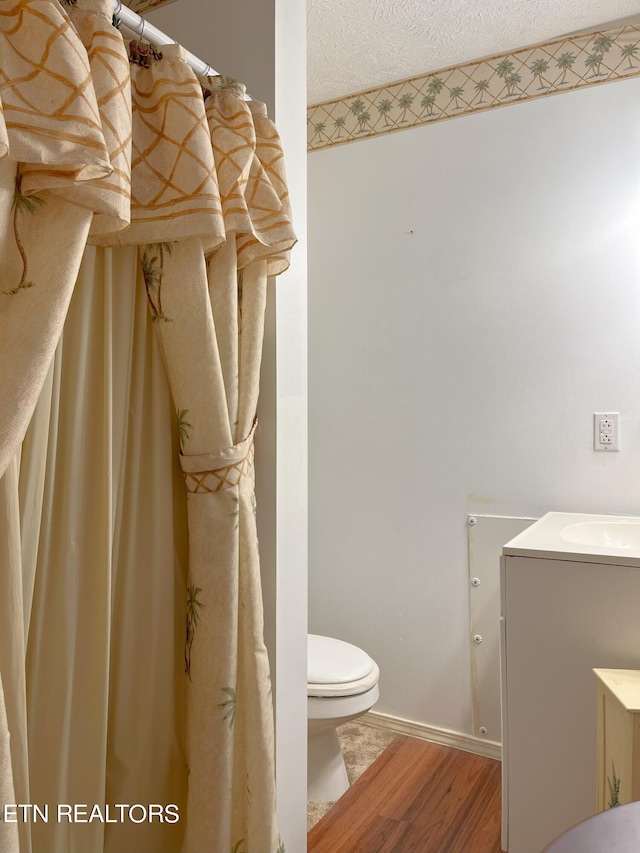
xmin=594 ymin=412 xmax=620 ymax=452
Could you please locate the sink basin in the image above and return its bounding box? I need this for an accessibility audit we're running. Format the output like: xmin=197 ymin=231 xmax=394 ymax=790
xmin=560 ymin=521 xmax=640 ymax=550
xmin=504 ymin=512 xmax=640 ymax=565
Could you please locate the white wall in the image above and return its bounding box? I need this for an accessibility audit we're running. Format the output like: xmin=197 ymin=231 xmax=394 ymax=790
xmin=147 ymin=3 xmax=308 ymax=849
xmin=308 ymin=78 xmax=640 ymax=736
xmin=148 ymin=0 xmax=275 ymax=107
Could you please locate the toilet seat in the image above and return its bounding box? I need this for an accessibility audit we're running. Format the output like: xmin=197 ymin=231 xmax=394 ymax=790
xmin=307 ymin=634 xmax=378 ymax=697
xmin=308 ymin=661 xmax=380 ymax=697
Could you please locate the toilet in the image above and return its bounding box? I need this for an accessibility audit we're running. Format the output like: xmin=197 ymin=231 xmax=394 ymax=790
xmin=307 ymin=633 xmax=380 ymax=803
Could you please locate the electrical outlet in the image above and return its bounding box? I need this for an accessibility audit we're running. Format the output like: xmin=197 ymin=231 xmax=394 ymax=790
xmin=594 ymin=412 xmax=620 ymax=452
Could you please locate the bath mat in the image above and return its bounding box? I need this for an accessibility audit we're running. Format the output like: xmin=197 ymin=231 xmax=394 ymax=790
xmin=307 ymin=720 xmax=397 ymax=830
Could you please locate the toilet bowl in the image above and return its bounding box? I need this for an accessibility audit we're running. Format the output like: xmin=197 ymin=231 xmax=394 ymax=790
xmin=307 ymin=633 xmax=380 ymax=803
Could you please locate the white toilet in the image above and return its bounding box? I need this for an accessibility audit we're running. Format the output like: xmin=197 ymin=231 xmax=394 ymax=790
xmin=307 ymin=633 xmax=380 ymax=803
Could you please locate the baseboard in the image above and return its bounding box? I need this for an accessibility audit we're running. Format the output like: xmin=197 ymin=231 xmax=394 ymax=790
xmin=362 ymin=710 xmax=502 ymax=761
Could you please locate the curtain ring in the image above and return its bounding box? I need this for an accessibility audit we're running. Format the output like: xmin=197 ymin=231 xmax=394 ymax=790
xmin=138 ymin=17 xmax=146 ymax=42
xmin=115 ymin=0 xmax=122 ymax=14
xmin=203 ymin=63 xmax=212 ymax=78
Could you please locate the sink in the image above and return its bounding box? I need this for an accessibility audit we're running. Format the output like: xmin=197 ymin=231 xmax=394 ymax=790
xmin=504 ymin=512 xmax=640 ymax=565
xmin=560 ymin=521 xmax=640 ymax=550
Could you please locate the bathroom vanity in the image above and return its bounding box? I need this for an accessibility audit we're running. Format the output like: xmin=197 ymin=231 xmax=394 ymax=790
xmin=500 ymin=512 xmax=640 ymax=853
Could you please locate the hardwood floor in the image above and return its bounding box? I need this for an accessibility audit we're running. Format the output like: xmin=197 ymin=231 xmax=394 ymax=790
xmin=308 ymin=735 xmax=502 ymax=853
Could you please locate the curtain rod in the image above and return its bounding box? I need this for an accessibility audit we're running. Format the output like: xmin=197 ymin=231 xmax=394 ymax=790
xmin=110 ymin=0 xmax=251 ymax=99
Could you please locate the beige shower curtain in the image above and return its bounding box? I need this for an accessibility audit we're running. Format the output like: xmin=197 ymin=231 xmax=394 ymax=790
xmin=0 ymin=1 xmax=295 ymax=851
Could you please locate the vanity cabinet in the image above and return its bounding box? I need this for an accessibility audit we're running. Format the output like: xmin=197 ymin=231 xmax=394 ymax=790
xmin=500 ymin=512 xmax=640 ymax=853
xmin=593 ymin=668 xmax=640 ymax=812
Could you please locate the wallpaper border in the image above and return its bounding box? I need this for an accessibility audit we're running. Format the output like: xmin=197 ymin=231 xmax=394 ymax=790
xmin=308 ymin=25 xmax=640 ymax=152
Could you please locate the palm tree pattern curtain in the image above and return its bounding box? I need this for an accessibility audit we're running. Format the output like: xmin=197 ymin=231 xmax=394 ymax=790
xmin=0 ymin=2 xmax=295 ymax=851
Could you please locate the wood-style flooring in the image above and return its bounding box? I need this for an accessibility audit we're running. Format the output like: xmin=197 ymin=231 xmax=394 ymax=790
xmin=308 ymin=735 xmax=502 ymax=853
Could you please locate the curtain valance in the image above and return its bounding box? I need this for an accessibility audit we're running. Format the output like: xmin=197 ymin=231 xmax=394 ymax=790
xmin=0 ymin=0 xmax=295 ymax=255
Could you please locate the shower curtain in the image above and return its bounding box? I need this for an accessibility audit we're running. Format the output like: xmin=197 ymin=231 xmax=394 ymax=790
xmin=0 ymin=2 xmax=295 ymax=851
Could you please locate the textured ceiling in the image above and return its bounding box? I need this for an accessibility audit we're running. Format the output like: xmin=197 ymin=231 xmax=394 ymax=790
xmin=308 ymin=0 xmax=640 ymax=103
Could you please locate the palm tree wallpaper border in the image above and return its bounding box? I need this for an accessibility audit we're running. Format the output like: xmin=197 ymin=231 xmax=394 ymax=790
xmin=308 ymin=25 xmax=640 ymax=151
